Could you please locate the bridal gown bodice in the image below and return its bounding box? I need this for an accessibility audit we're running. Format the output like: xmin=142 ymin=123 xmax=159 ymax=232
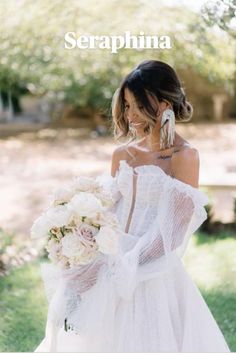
xmin=113 ymin=160 xmax=165 ymax=237
xmin=110 ymin=158 xmax=208 ymax=243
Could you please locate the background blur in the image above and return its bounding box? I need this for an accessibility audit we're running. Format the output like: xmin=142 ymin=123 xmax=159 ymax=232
xmin=0 ymin=0 xmax=235 ymax=351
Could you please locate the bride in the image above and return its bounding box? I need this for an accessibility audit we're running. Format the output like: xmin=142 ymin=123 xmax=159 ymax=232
xmin=35 ymin=60 xmax=230 ymax=352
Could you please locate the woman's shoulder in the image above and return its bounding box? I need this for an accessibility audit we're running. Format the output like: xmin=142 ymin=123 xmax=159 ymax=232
xmin=112 ymin=141 xmax=139 ymax=160
xmin=171 ymin=145 xmax=200 ymax=189
xmin=111 ymin=144 xmax=135 ymax=177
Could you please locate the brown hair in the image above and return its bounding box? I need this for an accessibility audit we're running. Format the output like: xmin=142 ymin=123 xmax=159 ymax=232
xmin=111 ymin=59 xmax=193 ymax=142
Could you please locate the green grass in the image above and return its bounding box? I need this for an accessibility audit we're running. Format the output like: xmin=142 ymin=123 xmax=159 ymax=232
xmin=0 ymin=260 xmax=48 ymax=352
xmin=0 ymin=232 xmax=235 ymax=352
xmin=183 ymin=232 xmax=236 ymax=351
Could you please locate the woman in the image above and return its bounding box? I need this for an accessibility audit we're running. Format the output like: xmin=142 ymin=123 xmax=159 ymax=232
xmin=35 ymin=60 xmax=230 ymax=352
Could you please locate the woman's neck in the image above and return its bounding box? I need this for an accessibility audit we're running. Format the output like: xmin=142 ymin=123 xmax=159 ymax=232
xmin=144 ymin=131 xmax=179 ymax=151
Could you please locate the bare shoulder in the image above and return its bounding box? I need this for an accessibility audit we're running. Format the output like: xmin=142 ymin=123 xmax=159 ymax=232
xmin=110 ymin=145 xmax=130 ymax=177
xmin=171 ymin=146 xmax=200 ymax=188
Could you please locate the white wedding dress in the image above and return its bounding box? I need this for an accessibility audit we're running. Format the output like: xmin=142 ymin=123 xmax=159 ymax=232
xmin=35 ymin=158 xmax=231 ymax=353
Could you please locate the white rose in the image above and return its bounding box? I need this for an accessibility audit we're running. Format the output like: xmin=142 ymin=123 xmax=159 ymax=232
xmin=93 ymin=211 xmax=119 ymax=228
xmin=95 ymin=190 xmax=114 ymax=208
xmin=70 ymin=176 xmax=101 ymax=193
xmin=69 ymin=249 xmax=98 ymax=267
xmin=30 ymin=205 xmax=72 ymax=239
xmin=68 ymin=192 xmax=103 ymax=218
xmin=47 ymin=205 xmax=73 ymax=226
xmin=95 ymin=226 xmax=119 ymax=255
xmin=51 ymin=186 xmax=75 ymax=206
xmin=30 ymin=214 xmax=51 ymax=239
xmin=61 ymin=233 xmax=85 ymax=258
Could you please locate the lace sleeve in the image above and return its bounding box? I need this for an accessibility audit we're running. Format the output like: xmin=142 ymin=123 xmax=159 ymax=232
xmin=40 ymin=254 xmax=107 ymax=329
xmin=138 ymin=179 xmax=207 ymax=264
xmin=110 ymin=178 xmax=209 ymax=300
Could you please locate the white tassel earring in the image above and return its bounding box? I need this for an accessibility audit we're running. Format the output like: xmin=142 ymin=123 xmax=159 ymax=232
xmin=160 ymin=108 xmax=175 ymax=149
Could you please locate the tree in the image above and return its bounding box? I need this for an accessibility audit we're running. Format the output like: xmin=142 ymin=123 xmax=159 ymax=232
xmin=201 ymin=0 xmax=236 ymax=117
xmin=0 ymin=0 xmax=234 ymax=120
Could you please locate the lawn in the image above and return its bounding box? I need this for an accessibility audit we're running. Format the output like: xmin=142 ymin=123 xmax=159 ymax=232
xmin=183 ymin=231 xmax=236 ymax=351
xmin=0 ymin=260 xmax=48 ymax=352
xmin=0 ymin=232 xmax=235 ymax=352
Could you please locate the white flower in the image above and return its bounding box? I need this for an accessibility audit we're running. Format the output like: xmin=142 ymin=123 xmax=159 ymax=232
xmin=31 ymin=215 xmax=51 ymax=239
xmin=46 ymin=238 xmax=62 ymax=262
xmin=61 ymin=233 xmax=85 ymax=258
xmin=93 ymin=211 xmax=119 ymax=228
xmin=68 ymin=192 xmax=103 ymax=218
xmin=46 ymin=238 xmax=71 ymax=268
xmin=30 ymin=205 xmax=72 ymax=239
xmin=47 ymin=205 xmax=73 ymax=226
xmin=70 ymin=176 xmax=101 ymax=193
xmin=50 ymin=186 xmax=75 ymax=206
xmin=69 ymin=249 xmax=99 ymax=267
xmin=95 ymin=190 xmax=114 ymax=208
xmin=95 ymin=226 xmax=119 ymax=255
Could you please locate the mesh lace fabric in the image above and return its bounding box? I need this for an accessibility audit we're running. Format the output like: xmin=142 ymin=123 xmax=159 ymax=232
xmin=122 ymin=142 xmax=184 ymax=235
xmin=120 ymin=144 xmax=196 ymax=265
xmin=36 ymin=154 xmax=232 ymax=353
xmin=108 ymin=158 xmax=209 ymax=300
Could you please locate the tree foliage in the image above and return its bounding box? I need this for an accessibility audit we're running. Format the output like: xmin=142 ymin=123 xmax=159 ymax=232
xmin=201 ymin=0 xmax=236 ymax=38
xmin=0 ymin=0 xmax=234 ymax=111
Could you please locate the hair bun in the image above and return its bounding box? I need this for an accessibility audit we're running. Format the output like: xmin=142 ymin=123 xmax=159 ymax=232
xmin=177 ymin=96 xmax=193 ymax=122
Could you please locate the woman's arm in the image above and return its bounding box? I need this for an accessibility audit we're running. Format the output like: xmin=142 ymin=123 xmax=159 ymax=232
xmin=111 ymin=146 xmax=125 ymax=177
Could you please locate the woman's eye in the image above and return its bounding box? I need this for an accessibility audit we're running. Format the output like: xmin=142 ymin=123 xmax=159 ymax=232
xmin=138 ymin=106 xmax=143 ymax=109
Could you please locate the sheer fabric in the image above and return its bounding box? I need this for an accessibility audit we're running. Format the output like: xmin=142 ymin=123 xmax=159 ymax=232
xmin=35 ymin=159 xmax=230 ymax=352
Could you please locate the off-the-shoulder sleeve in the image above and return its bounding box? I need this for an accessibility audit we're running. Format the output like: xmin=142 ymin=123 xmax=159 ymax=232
xmin=110 ymin=177 xmax=209 ymax=300
xmin=157 ymin=176 xmax=209 ymax=258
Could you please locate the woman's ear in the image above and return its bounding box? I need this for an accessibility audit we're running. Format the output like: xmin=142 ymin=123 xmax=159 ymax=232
xmin=163 ymin=99 xmax=172 ymax=109
xmin=158 ymin=100 xmax=171 ymax=116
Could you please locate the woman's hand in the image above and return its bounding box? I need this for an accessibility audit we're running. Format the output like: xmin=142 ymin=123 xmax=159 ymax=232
xmin=62 ymin=258 xmax=105 ymax=295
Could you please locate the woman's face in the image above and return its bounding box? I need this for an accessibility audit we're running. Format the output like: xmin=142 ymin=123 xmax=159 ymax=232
xmin=124 ymin=88 xmax=147 ymax=132
xmin=124 ymin=88 xmax=168 ymax=134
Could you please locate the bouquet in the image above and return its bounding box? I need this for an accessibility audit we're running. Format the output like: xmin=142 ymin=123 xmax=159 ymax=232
xmin=30 ymin=175 xmax=120 ymax=269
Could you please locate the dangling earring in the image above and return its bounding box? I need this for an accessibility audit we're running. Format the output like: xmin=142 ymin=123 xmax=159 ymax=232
xmin=160 ymin=109 xmax=175 ymax=149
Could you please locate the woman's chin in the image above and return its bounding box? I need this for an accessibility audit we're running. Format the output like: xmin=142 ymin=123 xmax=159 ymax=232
xmin=130 ymin=123 xmax=145 ymax=130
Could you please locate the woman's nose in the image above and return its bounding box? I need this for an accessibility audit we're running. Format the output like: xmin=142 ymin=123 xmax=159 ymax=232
xmin=128 ymin=106 xmax=139 ymax=121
